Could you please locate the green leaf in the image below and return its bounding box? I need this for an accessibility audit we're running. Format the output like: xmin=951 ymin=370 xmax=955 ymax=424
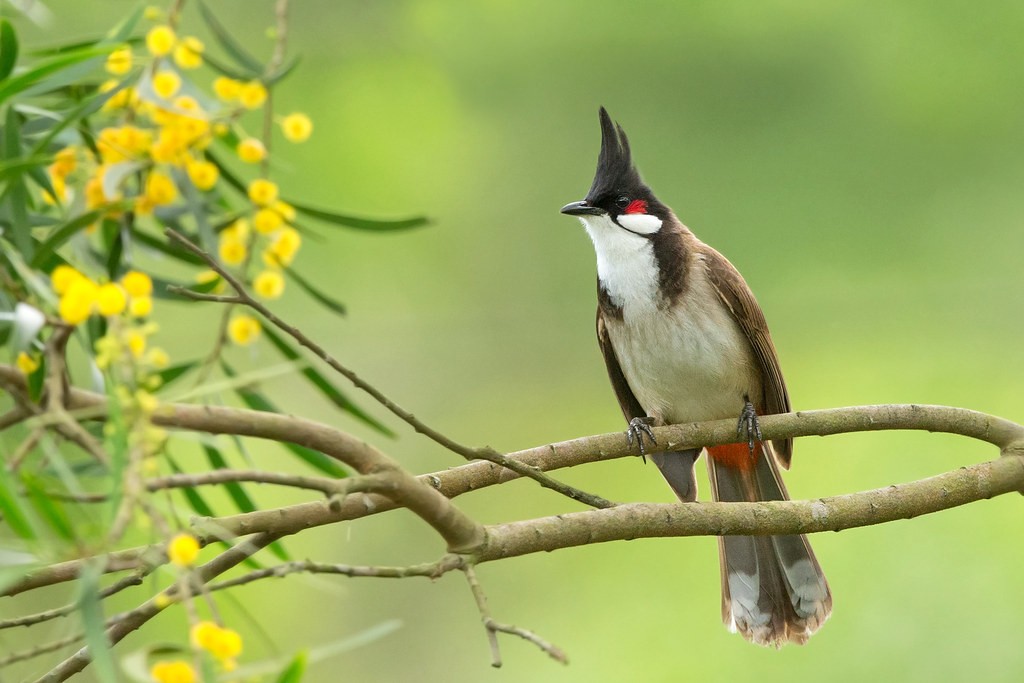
xmin=130 ymin=226 xmax=206 ymax=265
xmin=2 ymin=106 xmax=33 ymax=259
xmin=204 ymin=148 xmax=246 ymax=195
xmin=0 ymin=45 xmax=114 ymax=106
xmin=26 ymin=353 xmax=46 ymax=401
xmin=28 ymin=80 xmax=127 ymax=158
xmin=155 ymin=361 xmax=197 ymax=389
xmin=288 ymin=199 xmax=429 ymax=232
xmin=165 ymin=452 xmax=215 ymax=517
xmin=261 ymin=327 xmax=394 ymax=436
xmin=266 ymin=55 xmax=302 ymax=87
xmin=201 ymin=444 xmax=256 ymax=513
xmin=22 ymin=474 xmax=74 ymax=541
xmin=0 ymin=468 xmax=36 ymax=539
xmin=105 ymin=5 xmax=145 ymax=44
xmin=79 ymin=563 xmax=119 ymax=683
xmin=197 ymin=1 xmax=264 ymax=75
xmin=285 ymin=265 xmax=346 ymax=316
xmin=275 ymin=651 xmax=308 ymax=683
xmin=0 ymin=19 xmax=19 ymax=82
xmin=221 ymin=361 xmax=350 ymax=478
xmin=30 ymin=210 xmax=103 ymax=268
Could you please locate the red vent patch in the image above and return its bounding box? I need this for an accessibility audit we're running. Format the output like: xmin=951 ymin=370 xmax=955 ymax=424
xmin=624 ymin=199 xmax=647 ymax=214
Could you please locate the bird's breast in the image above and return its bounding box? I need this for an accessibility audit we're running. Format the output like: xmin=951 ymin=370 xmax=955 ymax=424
xmin=606 ymin=270 xmax=760 ymax=425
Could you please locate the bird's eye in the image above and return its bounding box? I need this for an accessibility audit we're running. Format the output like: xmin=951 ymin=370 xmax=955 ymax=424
xmin=615 ymin=195 xmax=630 ymax=209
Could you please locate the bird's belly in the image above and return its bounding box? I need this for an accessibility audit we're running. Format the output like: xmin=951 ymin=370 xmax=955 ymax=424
xmin=609 ymin=303 xmax=759 ymax=425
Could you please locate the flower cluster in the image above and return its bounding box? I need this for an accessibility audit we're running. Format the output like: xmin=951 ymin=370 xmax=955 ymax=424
xmin=46 ymin=11 xmax=314 ymax=351
xmin=52 ymin=266 xmax=154 ymax=326
xmin=148 ymin=618 xmax=245 ymax=681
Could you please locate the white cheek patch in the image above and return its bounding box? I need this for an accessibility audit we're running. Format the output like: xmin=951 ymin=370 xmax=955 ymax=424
xmin=616 ymin=213 xmax=663 ymax=234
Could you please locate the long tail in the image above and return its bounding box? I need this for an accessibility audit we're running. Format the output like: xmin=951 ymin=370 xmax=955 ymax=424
xmin=706 ymin=441 xmax=832 ymax=647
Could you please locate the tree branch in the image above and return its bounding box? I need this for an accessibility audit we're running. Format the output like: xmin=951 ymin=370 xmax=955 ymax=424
xmin=163 ymin=227 xmax=614 ymax=509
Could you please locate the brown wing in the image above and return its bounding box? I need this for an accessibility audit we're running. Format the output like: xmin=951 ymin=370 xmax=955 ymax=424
xmin=700 ymin=246 xmax=793 ymax=467
xmin=596 ymin=308 xmax=645 ymax=422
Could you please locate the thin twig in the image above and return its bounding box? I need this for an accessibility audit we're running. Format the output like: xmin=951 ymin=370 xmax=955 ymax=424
xmin=163 ymin=227 xmax=614 ymax=510
xmin=207 ymin=555 xmax=464 ymax=593
xmin=0 ymin=569 xmax=149 ymax=631
xmin=462 ymin=564 xmax=567 ymax=667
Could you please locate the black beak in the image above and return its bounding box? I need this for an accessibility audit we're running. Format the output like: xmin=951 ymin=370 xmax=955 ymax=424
xmin=560 ymin=200 xmax=604 ymax=217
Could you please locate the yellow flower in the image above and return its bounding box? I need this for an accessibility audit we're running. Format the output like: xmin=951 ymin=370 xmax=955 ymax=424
xmin=150 ymin=660 xmax=195 ymax=683
xmin=219 ymin=237 xmax=247 ymax=266
xmin=121 ymin=270 xmax=153 ymax=298
xmin=212 ymin=77 xmax=241 ymax=102
xmin=126 ymin=330 xmax=147 ymax=358
xmin=51 ymin=147 xmax=77 ymax=177
xmin=51 ymin=265 xmax=84 ymax=295
xmin=195 ymin=270 xmax=225 ymax=293
xmin=186 ymin=159 xmax=219 ymax=191
xmin=272 ymin=200 xmax=296 ymax=223
xmin=153 ymin=593 xmax=172 ymax=609
xmin=253 ymin=207 xmax=283 ymax=234
xmin=41 ymin=173 xmax=67 ymax=205
xmin=191 ymin=621 xmax=243 ymax=665
xmin=223 ymin=218 xmax=250 ymax=242
xmin=172 ymin=36 xmax=204 ymax=70
xmin=135 ymin=389 xmax=159 ymax=414
xmin=253 ymin=270 xmax=284 ymax=299
xmin=227 ymin=314 xmax=261 ymax=345
xmin=238 ymin=81 xmax=267 ymax=109
xmin=16 ymin=352 xmax=39 ymax=375
xmin=267 ymin=227 xmax=301 ymax=267
xmin=236 ymin=138 xmax=265 ymax=164
xmin=167 ymin=533 xmax=200 ymax=567
xmin=281 ymin=113 xmax=313 ymax=143
xmin=152 ymin=70 xmax=181 ymax=100
xmin=96 ymin=283 xmax=128 ymax=316
xmin=130 ymin=296 xmax=153 ymax=318
xmin=105 ymin=46 xmax=133 ymax=75
xmin=146 ymin=25 xmax=176 ymax=57
xmin=147 ymin=347 xmax=170 ymax=368
xmin=85 ymin=177 xmax=106 ymax=209
xmin=247 ymin=178 xmax=278 ymax=206
xmin=145 ymin=170 xmax=178 ymax=205
xmin=59 ymin=278 xmax=99 ymax=325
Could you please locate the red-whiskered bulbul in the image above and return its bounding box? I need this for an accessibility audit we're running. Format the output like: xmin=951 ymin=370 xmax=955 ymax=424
xmin=560 ymin=108 xmax=832 ymax=646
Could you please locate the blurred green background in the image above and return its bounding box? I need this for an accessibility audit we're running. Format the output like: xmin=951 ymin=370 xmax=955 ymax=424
xmin=6 ymin=1 xmax=1024 ymax=681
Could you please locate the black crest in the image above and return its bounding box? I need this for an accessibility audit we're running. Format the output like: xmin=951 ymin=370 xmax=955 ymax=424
xmin=585 ymin=107 xmax=646 ymax=203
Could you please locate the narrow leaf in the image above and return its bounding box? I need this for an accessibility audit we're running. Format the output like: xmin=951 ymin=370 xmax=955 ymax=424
xmin=0 ymin=45 xmax=114 ymax=106
xmin=155 ymin=361 xmax=197 ymax=389
xmin=289 ymin=199 xmax=429 ymax=232
xmin=197 ymin=1 xmax=264 ymax=75
xmin=202 ymin=445 xmax=256 ymax=513
xmin=261 ymin=327 xmax=394 ymax=436
xmin=30 ymin=210 xmax=103 ymax=267
xmin=104 ymin=5 xmax=145 ymax=44
xmin=23 ymin=475 xmax=74 ymax=540
xmin=285 ymin=265 xmax=347 ymax=316
xmin=130 ymin=226 xmax=205 ymax=265
xmin=166 ymin=452 xmax=215 ymax=517
xmin=275 ymin=651 xmax=308 ymax=683
xmin=0 ymin=468 xmax=36 ymax=539
xmin=0 ymin=19 xmax=19 ymax=82
xmin=79 ymin=563 xmax=119 ymax=683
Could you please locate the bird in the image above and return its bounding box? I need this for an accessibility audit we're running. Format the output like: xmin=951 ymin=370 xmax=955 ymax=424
xmin=560 ymin=107 xmax=831 ymax=647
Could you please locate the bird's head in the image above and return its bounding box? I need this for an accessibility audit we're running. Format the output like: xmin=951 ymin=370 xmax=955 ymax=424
xmin=560 ymin=107 xmax=667 ymax=236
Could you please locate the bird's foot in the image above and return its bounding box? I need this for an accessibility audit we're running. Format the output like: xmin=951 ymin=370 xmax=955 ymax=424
xmin=627 ymin=416 xmax=657 ymax=458
xmin=736 ymin=400 xmax=763 ymax=455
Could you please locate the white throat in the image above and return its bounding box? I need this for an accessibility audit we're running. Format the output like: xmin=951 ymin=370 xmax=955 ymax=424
xmin=579 ymin=213 xmax=663 ymax=316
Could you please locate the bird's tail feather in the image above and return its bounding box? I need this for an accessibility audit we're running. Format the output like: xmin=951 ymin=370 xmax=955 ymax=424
xmin=706 ymin=441 xmax=831 ymax=647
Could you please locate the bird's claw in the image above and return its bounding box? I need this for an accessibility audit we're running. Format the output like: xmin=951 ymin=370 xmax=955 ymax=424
xmin=736 ymin=400 xmax=762 ymax=455
xmin=627 ymin=416 xmax=657 ymax=456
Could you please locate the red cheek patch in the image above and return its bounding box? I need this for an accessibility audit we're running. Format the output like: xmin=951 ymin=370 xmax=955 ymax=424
xmin=624 ymin=199 xmax=647 ymax=214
